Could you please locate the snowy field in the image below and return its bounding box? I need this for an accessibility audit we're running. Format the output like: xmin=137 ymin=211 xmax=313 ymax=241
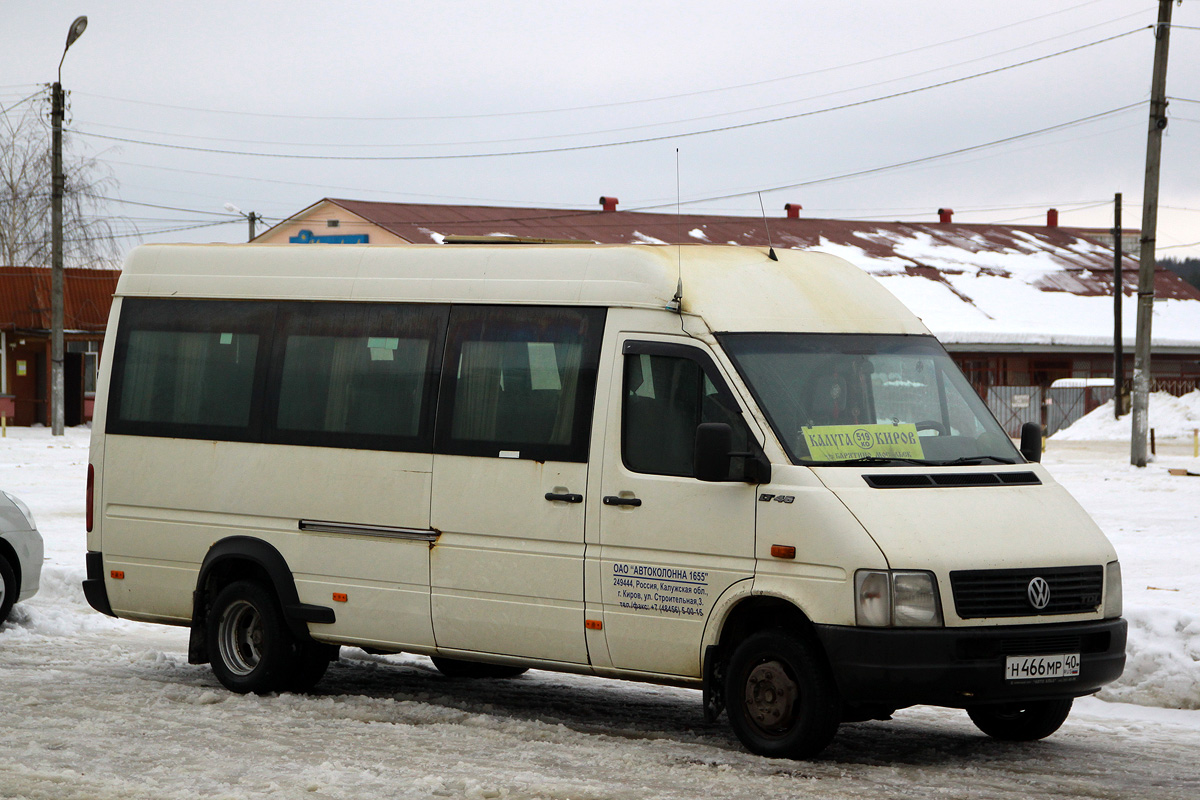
xmin=2 ymin=418 xmax=1200 ymax=799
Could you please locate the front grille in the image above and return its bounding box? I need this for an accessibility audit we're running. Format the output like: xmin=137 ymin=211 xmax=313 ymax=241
xmin=950 ymin=566 xmax=1103 ymax=619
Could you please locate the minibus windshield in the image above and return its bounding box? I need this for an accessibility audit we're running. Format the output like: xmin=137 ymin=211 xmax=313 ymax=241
xmin=720 ymin=333 xmax=1022 ymax=466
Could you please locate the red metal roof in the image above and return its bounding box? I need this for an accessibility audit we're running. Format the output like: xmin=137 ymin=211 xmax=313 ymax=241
xmin=0 ymin=267 xmax=121 ymax=333
xmin=326 ymin=199 xmax=1199 ymax=302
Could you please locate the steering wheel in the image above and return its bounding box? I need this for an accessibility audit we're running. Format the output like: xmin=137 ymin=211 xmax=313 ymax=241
xmin=914 ymin=420 xmax=948 ymax=435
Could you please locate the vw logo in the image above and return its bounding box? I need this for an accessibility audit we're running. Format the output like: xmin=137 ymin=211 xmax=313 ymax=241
xmin=1027 ymin=577 xmax=1051 ymax=610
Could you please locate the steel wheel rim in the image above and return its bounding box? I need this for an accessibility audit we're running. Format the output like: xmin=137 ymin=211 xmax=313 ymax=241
xmin=744 ymin=659 xmax=799 ymax=734
xmin=218 ymin=599 xmax=264 ymax=676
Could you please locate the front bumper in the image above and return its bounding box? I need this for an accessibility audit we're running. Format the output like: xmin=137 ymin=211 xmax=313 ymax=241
xmin=815 ymin=617 xmax=1126 ymax=709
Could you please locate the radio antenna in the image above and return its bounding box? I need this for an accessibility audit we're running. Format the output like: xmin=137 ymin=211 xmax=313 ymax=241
xmin=670 ymin=148 xmax=684 ymax=313
xmin=758 ymin=192 xmax=779 ymax=261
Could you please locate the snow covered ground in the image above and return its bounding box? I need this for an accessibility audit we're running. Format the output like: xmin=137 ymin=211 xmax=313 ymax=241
xmin=2 ymin=424 xmax=1200 ymax=799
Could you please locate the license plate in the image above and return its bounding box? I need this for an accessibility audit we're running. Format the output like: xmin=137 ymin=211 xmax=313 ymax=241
xmin=1005 ymin=653 xmax=1080 ymax=681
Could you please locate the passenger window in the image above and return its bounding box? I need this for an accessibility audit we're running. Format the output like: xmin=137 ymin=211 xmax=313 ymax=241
xmin=622 ymin=350 xmax=749 ymax=478
xmin=437 ymin=306 xmax=605 ymax=462
xmin=269 ymin=303 xmax=446 ymax=451
xmin=109 ymin=299 xmax=271 ymax=437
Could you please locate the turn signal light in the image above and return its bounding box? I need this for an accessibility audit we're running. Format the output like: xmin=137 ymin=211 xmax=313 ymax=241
xmin=110 ymin=570 xmax=125 ymax=580
xmin=332 ymin=593 xmax=348 ymax=603
xmin=770 ymin=545 xmax=796 ymax=559
xmin=585 ymin=619 xmax=602 ymax=630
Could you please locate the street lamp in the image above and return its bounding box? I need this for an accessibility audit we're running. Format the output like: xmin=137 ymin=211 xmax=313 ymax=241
xmin=224 ymin=203 xmax=260 ymax=242
xmin=50 ymin=15 xmax=87 ymax=436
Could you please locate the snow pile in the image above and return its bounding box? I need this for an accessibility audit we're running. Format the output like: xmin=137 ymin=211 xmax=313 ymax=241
xmin=1101 ymin=606 xmax=1200 ymax=710
xmin=1054 ymin=390 xmax=1200 ymax=441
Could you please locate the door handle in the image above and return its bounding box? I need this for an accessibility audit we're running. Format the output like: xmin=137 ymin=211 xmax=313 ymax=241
xmin=602 ymin=495 xmax=642 ymax=507
xmin=544 ymin=492 xmax=583 ymax=504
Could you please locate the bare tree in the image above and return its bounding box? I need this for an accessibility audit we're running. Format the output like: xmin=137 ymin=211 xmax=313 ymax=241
xmin=0 ymin=91 xmax=124 ymax=269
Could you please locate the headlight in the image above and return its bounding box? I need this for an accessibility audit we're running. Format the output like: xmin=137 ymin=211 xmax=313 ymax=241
xmin=855 ymin=569 xmax=943 ymax=627
xmin=1104 ymin=560 xmax=1123 ymax=619
xmin=1 ymin=491 xmax=36 ymax=530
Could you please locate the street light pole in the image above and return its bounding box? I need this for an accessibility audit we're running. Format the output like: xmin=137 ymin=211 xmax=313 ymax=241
xmin=50 ymin=15 xmax=88 ymax=436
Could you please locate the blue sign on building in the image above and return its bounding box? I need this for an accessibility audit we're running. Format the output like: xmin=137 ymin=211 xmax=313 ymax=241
xmin=289 ymin=229 xmax=370 ymax=244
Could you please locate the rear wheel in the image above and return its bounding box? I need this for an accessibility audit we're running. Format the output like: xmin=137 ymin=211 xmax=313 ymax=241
xmin=207 ymin=581 xmax=295 ymax=694
xmin=0 ymin=554 xmax=16 ymax=623
xmin=724 ymin=630 xmax=841 ymax=759
xmin=431 ymin=656 xmax=528 ymax=679
xmin=967 ymin=698 xmax=1074 ymax=741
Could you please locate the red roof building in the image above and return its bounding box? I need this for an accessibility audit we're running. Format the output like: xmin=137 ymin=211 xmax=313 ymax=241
xmin=1 ymin=267 xmax=120 ymax=427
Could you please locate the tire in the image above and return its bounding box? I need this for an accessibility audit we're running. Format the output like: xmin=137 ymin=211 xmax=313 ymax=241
xmin=967 ymin=698 xmax=1073 ymax=741
xmin=0 ymin=554 xmax=16 ymax=624
xmin=431 ymin=656 xmax=528 ymax=679
xmin=724 ymin=630 xmax=841 ymax=759
xmin=207 ymin=581 xmax=296 ymax=694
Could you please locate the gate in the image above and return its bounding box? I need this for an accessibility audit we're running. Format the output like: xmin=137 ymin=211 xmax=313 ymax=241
xmin=986 ymin=386 xmax=1042 ymax=438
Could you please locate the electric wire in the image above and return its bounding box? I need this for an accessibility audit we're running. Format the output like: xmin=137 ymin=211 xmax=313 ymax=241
xmin=69 ymin=0 xmax=1131 ymax=124
xmin=72 ymin=21 xmax=1151 ymax=150
xmin=631 ymin=103 xmax=1142 ymax=210
xmin=65 ymin=30 xmax=1148 ymax=162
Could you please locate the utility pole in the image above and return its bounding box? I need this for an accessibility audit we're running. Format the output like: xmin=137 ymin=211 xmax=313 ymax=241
xmin=247 ymin=211 xmax=258 ymax=242
xmin=50 ymin=16 xmax=88 ymax=436
xmin=1130 ymin=0 xmax=1176 ymax=467
xmin=1113 ymin=192 xmax=1123 ymax=420
xmin=50 ymin=78 xmax=66 ymax=435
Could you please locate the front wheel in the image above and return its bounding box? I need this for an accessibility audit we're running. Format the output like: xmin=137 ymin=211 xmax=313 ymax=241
xmin=207 ymin=581 xmax=295 ymax=694
xmin=724 ymin=630 xmax=841 ymax=759
xmin=967 ymin=698 xmax=1073 ymax=741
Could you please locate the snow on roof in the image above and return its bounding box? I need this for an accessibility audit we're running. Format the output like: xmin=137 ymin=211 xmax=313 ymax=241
xmin=310 ymin=199 xmax=1200 ymax=350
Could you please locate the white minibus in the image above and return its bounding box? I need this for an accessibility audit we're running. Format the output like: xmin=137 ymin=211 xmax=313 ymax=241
xmin=84 ymin=243 xmax=1125 ymax=758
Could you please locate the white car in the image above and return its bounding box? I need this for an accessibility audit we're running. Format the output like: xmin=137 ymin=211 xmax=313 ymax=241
xmin=0 ymin=490 xmax=43 ymax=623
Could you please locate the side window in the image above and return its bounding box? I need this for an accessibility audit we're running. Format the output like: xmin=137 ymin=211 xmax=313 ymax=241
xmin=622 ymin=346 xmax=750 ymax=478
xmin=108 ymin=299 xmax=272 ymax=439
xmin=437 ymin=306 xmax=605 ymax=462
xmin=267 ymin=302 xmax=447 ymax=451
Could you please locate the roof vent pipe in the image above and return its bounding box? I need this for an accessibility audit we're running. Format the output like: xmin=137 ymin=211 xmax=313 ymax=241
xmin=1047 ymin=208 xmax=1059 ymax=227
xmin=599 ymin=196 xmax=619 ymax=212
xmin=937 ymin=208 xmax=954 ymax=224
xmin=784 ymin=203 xmax=802 ymax=219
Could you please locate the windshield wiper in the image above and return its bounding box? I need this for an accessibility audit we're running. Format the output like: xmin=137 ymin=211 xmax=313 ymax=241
xmin=811 ymin=456 xmax=938 ymax=466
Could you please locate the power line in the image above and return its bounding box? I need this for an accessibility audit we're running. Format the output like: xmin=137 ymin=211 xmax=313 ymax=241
xmin=67 ymin=30 xmax=1147 ymax=162
xmin=634 ymin=104 xmax=1143 ymax=210
xmin=94 ymin=195 xmax=244 ymax=217
xmin=70 ymin=0 xmax=1126 ymax=124
xmin=74 ymin=19 xmax=1151 ymax=150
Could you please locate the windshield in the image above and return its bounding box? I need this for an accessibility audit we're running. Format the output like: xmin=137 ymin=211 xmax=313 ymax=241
xmin=720 ymin=333 xmax=1021 ymax=466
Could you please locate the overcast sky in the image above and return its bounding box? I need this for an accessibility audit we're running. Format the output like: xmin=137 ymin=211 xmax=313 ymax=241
xmin=3 ymin=1 xmax=1199 ymax=259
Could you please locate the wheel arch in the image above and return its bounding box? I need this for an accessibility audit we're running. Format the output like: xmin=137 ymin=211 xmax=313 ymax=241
xmin=700 ymin=588 xmax=832 ymax=722
xmin=188 ymin=536 xmax=334 ymax=664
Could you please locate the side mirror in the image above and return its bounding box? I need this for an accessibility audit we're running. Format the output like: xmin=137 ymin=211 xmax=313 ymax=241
xmin=1019 ymin=421 xmax=1042 ymax=463
xmin=694 ymin=423 xmax=734 ymax=482
xmin=694 ymin=423 xmax=772 ymax=484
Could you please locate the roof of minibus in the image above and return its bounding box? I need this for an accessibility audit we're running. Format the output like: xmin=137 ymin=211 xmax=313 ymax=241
xmin=117 ymin=243 xmax=930 ymax=335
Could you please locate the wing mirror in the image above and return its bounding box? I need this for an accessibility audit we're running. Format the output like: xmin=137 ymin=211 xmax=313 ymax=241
xmin=1019 ymin=421 xmax=1043 ymax=463
xmin=694 ymin=423 xmax=771 ymax=484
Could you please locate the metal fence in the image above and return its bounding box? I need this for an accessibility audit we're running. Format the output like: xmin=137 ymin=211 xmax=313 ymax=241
xmin=986 ymin=385 xmax=1119 ymax=437
xmin=986 ymin=386 xmax=1042 ymax=438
